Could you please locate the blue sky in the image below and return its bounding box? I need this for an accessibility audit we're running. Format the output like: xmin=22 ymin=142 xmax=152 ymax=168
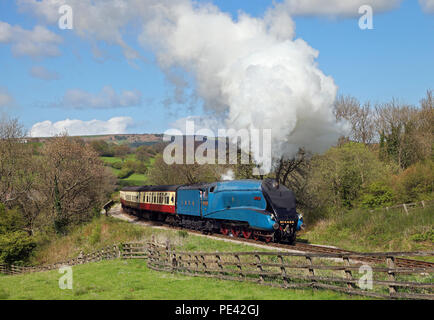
xmin=0 ymin=0 xmax=433 ymax=136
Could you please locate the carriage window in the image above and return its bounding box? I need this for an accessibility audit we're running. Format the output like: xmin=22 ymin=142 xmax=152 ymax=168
xmin=210 ymin=186 xmax=215 ymax=193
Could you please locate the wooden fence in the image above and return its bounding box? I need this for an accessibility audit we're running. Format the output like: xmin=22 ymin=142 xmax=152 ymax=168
xmin=143 ymin=240 xmax=434 ymax=300
xmin=0 ymin=244 xmax=120 ymax=276
xmin=369 ymin=199 xmax=434 ymax=214
xmin=1 ymin=240 xmax=433 ymax=300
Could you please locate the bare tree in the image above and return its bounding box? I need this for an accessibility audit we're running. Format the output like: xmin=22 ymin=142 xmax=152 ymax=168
xmin=374 ymin=98 xmax=426 ymax=168
xmin=334 ymin=95 xmax=375 ymax=144
xmin=37 ymin=135 xmax=116 ymax=234
xmin=0 ymin=116 xmax=35 ymax=205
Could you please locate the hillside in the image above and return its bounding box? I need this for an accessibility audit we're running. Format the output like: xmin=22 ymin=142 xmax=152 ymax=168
xmin=28 ymin=133 xmax=164 ymax=147
xmin=299 ymin=206 xmax=434 ymax=254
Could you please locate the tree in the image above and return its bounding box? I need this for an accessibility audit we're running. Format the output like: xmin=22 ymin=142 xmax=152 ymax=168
xmin=113 ymin=144 xmax=130 ymax=161
xmin=147 ymin=154 xmax=221 ymax=185
xmin=90 ymin=140 xmax=114 ymax=157
xmin=38 ymin=135 xmax=116 ymax=234
xmin=375 ymin=97 xmax=431 ymax=168
xmin=334 ymin=95 xmax=375 ymax=144
xmin=307 ymin=142 xmax=392 ymax=209
xmin=0 ymin=204 xmax=36 ymax=264
xmin=0 ymin=116 xmax=41 ymax=235
xmin=136 ymin=145 xmax=151 ymax=162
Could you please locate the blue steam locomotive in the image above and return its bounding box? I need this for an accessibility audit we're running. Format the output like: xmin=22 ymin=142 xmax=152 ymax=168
xmin=120 ymin=179 xmax=303 ymax=244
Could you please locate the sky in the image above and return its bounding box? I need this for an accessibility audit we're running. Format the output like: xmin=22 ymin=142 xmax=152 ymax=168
xmin=0 ymin=0 xmax=433 ymax=137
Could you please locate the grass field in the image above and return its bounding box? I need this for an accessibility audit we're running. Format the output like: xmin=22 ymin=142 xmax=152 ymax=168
xmin=100 ymin=154 xmax=154 ymax=186
xmin=123 ymin=173 xmax=148 ymax=185
xmin=0 ymin=259 xmax=363 ymax=300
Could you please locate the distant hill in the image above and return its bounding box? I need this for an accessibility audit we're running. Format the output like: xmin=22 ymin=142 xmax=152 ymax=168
xmin=28 ymin=134 xmax=165 ymax=147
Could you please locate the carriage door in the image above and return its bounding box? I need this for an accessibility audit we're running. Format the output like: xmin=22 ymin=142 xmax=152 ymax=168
xmin=201 ymin=189 xmax=209 ymax=217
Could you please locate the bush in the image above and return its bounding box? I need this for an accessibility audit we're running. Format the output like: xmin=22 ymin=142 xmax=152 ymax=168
xmin=0 ymin=231 xmax=36 ymax=265
xmin=307 ymin=142 xmax=392 ymax=209
xmin=0 ymin=204 xmax=37 ymax=264
xmin=111 ymin=161 xmax=123 ymax=170
xmin=360 ymin=182 xmax=395 ymax=209
xmin=117 ymin=168 xmax=134 ymax=179
xmin=123 ymin=160 xmax=147 ymax=175
xmin=393 ymin=160 xmax=434 ymax=203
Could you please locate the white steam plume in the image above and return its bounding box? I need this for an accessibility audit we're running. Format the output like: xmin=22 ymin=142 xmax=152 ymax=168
xmin=221 ymin=169 xmax=235 ymax=181
xmin=141 ymin=1 xmax=348 ymax=161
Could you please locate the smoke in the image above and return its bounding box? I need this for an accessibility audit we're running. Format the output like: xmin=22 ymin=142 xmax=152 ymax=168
xmin=221 ymin=169 xmax=235 ymax=181
xmin=141 ymin=1 xmax=348 ymax=161
xmin=20 ymin=0 xmax=349 ymax=162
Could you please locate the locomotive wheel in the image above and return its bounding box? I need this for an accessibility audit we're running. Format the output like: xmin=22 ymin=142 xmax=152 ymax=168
xmin=220 ymin=227 xmax=229 ymax=236
xmin=231 ymin=228 xmax=240 ymax=237
xmin=242 ymin=230 xmax=252 ymax=239
xmin=253 ymin=234 xmax=259 ymax=241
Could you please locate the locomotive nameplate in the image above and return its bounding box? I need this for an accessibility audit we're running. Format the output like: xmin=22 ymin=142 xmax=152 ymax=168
xmin=280 ymin=221 xmax=295 ymax=224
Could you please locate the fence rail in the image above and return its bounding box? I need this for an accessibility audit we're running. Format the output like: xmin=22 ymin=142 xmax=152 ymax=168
xmin=369 ymin=199 xmax=434 ymax=214
xmin=0 ymin=244 xmax=120 ymax=276
xmin=1 ymin=240 xmax=433 ymax=300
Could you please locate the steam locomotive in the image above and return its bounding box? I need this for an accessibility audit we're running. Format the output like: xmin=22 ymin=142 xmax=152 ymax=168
xmin=120 ymin=179 xmax=303 ymax=244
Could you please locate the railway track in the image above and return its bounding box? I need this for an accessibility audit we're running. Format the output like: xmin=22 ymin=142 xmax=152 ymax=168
xmin=112 ymin=207 xmax=434 ymax=269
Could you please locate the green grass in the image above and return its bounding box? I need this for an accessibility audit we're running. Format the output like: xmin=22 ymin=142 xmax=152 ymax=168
xmin=300 ymin=206 xmax=434 ymax=254
xmin=101 ymin=155 xmax=136 ymax=164
xmin=123 ymin=173 xmax=148 ymax=185
xmin=101 ymin=154 xmax=155 ymax=186
xmin=0 ymin=259 xmax=363 ymax=300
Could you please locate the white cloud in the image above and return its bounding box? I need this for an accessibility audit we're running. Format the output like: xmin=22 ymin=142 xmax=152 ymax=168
xmin=17 ymin=0 xmax=143 ymax=60
xmin=278 ymin=0 xmax=402 ymax=17
xmin=29 ymin=117 xmax=134 ymax=137
xmin=29 ymin=66 xmax=59 ymax=80
xmin=0 ymin=21 xmax=62 ymax=58
xmin=0 ymin=87 xmax=15 ymax=108
xmin=52 ymin=86 xmax=142 ymax=109
xmin=419 ymin=0 xmax=434 ymax=13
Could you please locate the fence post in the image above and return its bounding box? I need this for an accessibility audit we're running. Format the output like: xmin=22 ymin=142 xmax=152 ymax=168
xmin=201 ymin=255 xmax=207 ymax=275
xmin=165 ymin=240 xmax=171 ymax=271
xmin=278 ymin=255 xmax=288 ymax=287
xmin=235 ymin=254 xmax=243 ymax=279
xmin=255 ymin=255 xmax=263 ymax=283
xmin=343 ymin=256 xmax=355 ymax=289
xmin=216 ymin=254 xmax=223 ymax=273
xmin=386 ymin=256 xmax=397 ymax=295
xmin=306 ymin=256 xmax=315 ymax=287
xmin=187 ymin=254 xmax=192 ymax=273
xmin=172 ymin=246 xmax=178 ymax=271
xmin=195 ymin=255 xmax=200 ymax=274
xmin=403 ymin=204 xmax=409 ymax=215
xmin=421 ymin=200 xmax=425 ymax=208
